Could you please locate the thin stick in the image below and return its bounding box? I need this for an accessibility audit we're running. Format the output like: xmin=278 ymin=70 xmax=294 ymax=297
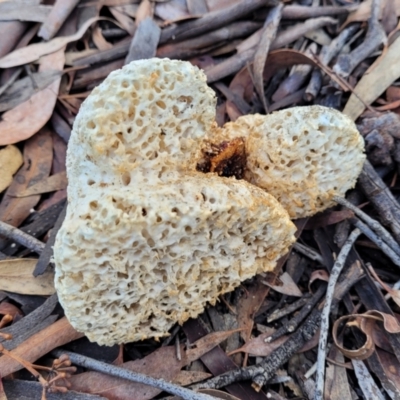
xmin=266 ymin=284 xmax=326 ymax=343
xmin=253 ymin=3 xmax=283 ymax=112
xmin=351 ymin=218 xmax=400 ymax=267
xmin=293 ymin=242 xmax=325 ymax=265
xmin=160 ymin=0 xmax=276 ymax=43
xmin=52 ymin=350 xmax=215 ymax=400
xmin=314 ymin=228 xmax=361 ymax=400
xmin=267 ymin=293 xmax=311 ymax=323
xmin=334 ymin=195 xmax=400 ymax=257
xmin=0 ymin=220 xmax=45 ymax=254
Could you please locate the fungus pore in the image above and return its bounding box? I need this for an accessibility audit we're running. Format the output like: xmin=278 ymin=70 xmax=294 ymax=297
xmin=54 ymin=59 xmax=296 ymax=345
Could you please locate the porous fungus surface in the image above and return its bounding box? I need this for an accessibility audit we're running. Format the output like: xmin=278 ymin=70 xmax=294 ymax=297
xmin=206 ymin=106 xmax=366 ymax=218
xmin=66 ymin=58 xmax=216 ymax=201
xmin=54 ymin=59 xmax=296 ymax=345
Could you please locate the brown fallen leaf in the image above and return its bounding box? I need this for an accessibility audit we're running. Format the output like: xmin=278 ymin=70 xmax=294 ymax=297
xmin=136 ymin=0 xmax=154 ymax=25
xmin=0 ymin=145 xmax=23 ymax=193
xmin=376 ymin=348 xmax=400 ymax=389
xmin=368 ymin=265 xmax=400 ymax=308
xmin=237 ymin=278 xmax=270 ymax=343
xmin=199 ymin=389 xmax=241 ymax=400
xmin=0 ymin=259 xmax=55 ymax=296
xmin=172 ymin=370 xmax=212 ymax=386
xmin=0 ymin=17 xmax=99 ymax=68
xmin=262 ymin=272 xmax=303 ymax=297
xmin=0 ymin=49 xmax=64 ymax=146
xmin=0 ymin=70 xmax=61 ymax=113
xmin=186 ymin=328 xmax=243 ymax=363
xmin=309 ymin=269 xmax=330 ymax=289
xmin=333 ymin=311 xmax=400 ymax=361
xmin=0 ymin=128 xmax=53 ymax=227
xmin=305 ymin=209 xmax=354 ymax=230
xmin=228 ymin=328 xmax=288 ymax=357
xmin=229 ymin=49 xmax=319 ymax=103
xmin=70 ymin=346 xmax=187 ymax=400
xmin=92 ymin=25 xmax=113 ymax=51
xmin=155 ymin=1 xmax=190 ymax=23
xmin=225 ymin=101 xmax=242 ymax=122
xmin=342 ymin=0 xmax=400 ymax=28
xmin=168 ymin=389 xmax=241 ymax=400
xmin=343 ymin=35 xmax=400 ymax=121
xmin=0 ymin=317 xmax=84 ymax=377
xmin=0 ymin=301 xmax=23 ymax=320
xmin=11 ymin=171 xmax=67 ymax=198
xmin=109 ymin=7 xmax=135 ymax=35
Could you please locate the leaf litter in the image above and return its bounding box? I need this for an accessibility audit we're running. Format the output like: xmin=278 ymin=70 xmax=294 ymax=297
xmin=1 ymin=1 xmax=400 ymax=399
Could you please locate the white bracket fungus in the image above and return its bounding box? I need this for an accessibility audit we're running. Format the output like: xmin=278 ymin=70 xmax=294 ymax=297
xmin=54 ymin=59 xmax=296 ymax=345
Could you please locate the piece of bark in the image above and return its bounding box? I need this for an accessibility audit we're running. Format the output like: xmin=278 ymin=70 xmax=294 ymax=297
xmin=253 ymin=3 xmax=283 ymax=111
xmin=187 ymin=0 xmax=208 ymax=15
xmin=282 ymin=5 xmax=352 ymax=19
xmin=51 ymin=110 xmax=71 ymax=143
xmin=72 ymin=36 xmax=131 ymax=66
xmin=269 ymin=88 xmax=305 ymax=111
xmin=0 ymin=21 xmax=27 ymax=58
xmin=358 ymin=160 xmax=400 ymax=244
xmin=0 ymin=294 xmax=58 ymax=344
xmin=157 ymin=21 xmax=261 ymax=60
xmin=3 ymin=315 xmax=58 ymax=350
xmin=160 ymin=0 xmax=277 ymax=43
xmin=272 ymin=42 xmax=317 ymax=102
xmin=38 ymin=0 xmax=81 ymax=40
xmin=213 ymin=82 xmax=251 ymax=114
xmin=0 ymin=70 xmax=61 ymax=113
xmin=0 ymin=3 xmax=51 ymax=22
xmin=72 ymin=58 xmax=124 ymax=90
xmin=125 ymin=17 xmax=160 ymax=63
xmin=33 ymin=204 xmax=67 ymax=276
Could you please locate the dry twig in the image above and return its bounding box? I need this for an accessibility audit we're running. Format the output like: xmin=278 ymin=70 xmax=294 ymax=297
xmin=314 ymin=229 xmax=361 ymax=400
xmin=334 ymin=195 xmax=400 ymax=257
xmin=265 ymin=283 xmax=326 ymax=342
xmin=52 ymin=350 xmax=215 ymax=400
xmin=0 ymin=220 xmax=45 ymax=254
xmin=358 ymin=160 xmax=400 ymax=244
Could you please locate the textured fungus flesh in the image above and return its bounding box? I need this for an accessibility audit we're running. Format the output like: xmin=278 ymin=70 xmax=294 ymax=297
xmin=54 ymin=59 xmax=296 ymax=345
xmin=207 ymin=106 xmax=366 ymax=218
